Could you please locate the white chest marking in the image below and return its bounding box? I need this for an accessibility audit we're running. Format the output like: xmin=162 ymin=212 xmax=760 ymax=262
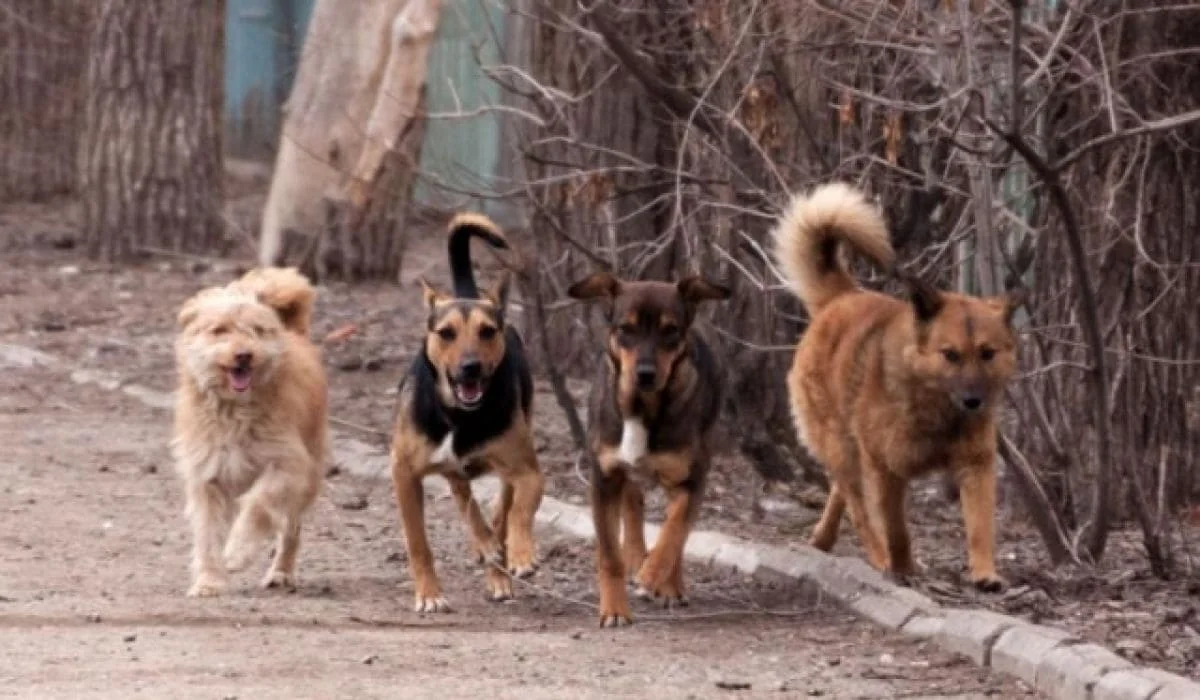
xmin=617 ymin=418 xmax=649 ymax=465
xmin=430 ymin=432 xmax=459 ymax=469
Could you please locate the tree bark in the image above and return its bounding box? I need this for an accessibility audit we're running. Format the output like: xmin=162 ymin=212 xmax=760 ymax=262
xmin=78 ymin=0 xmax=225 ymax=261
xmin=0 ymin=1 xmax=92 ymax=202
xmin=258 ymin=0 xmax=441 ymax=281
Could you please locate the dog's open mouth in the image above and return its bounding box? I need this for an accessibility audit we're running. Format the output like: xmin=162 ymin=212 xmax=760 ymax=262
xmin=227 ymin=366 xmax=253 ymax=393
xmin=453 ymin=379 xmax=486 ymax=409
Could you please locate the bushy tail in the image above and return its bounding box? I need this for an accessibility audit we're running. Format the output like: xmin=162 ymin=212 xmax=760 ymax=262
xmin=232 ymin=267 xmax=317 ymax=336
xmin=770 ymin=183 xmax=895 ymax=316
xmin=447 ymin=213 xmax=509 ymax=299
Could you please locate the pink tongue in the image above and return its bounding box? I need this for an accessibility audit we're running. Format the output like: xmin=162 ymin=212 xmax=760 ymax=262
xmin=229 ymin=370 xmax=252 ymax=392
xmin=459 ymin=384 xmax=481 ymax=402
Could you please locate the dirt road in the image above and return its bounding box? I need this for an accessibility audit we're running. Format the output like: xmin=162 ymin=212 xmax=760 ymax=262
xmin=0 ymin=356 xmax=1042 ymax=700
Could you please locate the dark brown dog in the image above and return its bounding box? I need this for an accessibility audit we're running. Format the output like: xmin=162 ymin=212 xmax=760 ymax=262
xmin=771 ymin=182 xmax=1025 ymax=591
xmin=568 ymin=272 xmax=730 ymax=626
xmin=389 ymin=214 xmax=543 ymax=613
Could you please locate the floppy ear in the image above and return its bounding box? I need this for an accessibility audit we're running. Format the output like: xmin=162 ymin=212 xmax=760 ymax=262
xmin=902 ymin=274 xmax=944 ymax=322
xmin=677 ymin=276 xmax=732 ymax=304
xmin=420 ymin=277 xmax=447 ymax=310
xmin=567 ymin=271 xmax=621 ymax=301
xmin=998 ymin=287 xmax=1029 ymax=325
xmin=177 ymin=296 xmax=202 ymax=329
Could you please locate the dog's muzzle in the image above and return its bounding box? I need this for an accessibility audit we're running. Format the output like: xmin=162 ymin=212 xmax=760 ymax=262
xmin=227 ymin=352 xmax=254 ymax=393
xmin=451 ymin=359 xmax=487 ymax=410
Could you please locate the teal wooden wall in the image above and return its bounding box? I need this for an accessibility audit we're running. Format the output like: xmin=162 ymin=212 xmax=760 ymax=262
xmin=224 ymin=0 xmax=315 ymax=159
xmin=224 ymin=0 xmax=510 ymax=218
xmin=413 ymin=1 xmax=507 ymax=216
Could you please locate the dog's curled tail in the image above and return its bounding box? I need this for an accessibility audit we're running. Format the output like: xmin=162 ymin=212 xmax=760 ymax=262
xmin=771 ymin=182 xmax=895 ymax=316
xmin=233 ymin=267 xmax=317 ymax=337
xmin=447 ymin=213 xmax=509 ymax=299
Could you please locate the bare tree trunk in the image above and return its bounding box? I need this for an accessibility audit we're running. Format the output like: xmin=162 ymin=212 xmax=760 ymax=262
xmin=0 ymin=1 xmax=92 ymax=202
xmin=78 ymin=0 xmax=225 ymax=261
xmin=258 ymin=0 xmax=441 ymax=281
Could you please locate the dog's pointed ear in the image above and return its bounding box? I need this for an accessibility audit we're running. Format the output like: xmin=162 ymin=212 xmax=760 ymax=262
xmin=567 ymin=271 xmax=621 ymax=301
xmin=998 ymin=287 xmax=1029 ymax=325
xmin=903 ymin=274 xmax=944 ymax=322
xmin=420 ymin=277 xmax=447 ymax=310
xmin=677 ymin=276 xmax=731 ymax=304
xmin=485 ymin=272 xmax=511 ymax=313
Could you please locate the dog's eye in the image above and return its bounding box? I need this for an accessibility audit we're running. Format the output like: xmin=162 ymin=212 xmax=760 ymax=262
xmin=661 ymin=324 xmax=680 ymax=339
xmin=252 ymin=325 xmax=266 ymax=335
xmin=212 ymin=325 xmax=230 ymax=336
xmin=617 ymin=324 xmax=637 ymax=337
xmin=436 ymin=327 xmax=457 ymax=342
xmin=979 ymin=347 xmax=996 ymax=361
xmin=478 ymin=326 xmax=498 ymax=341
xmin=941 ymin=348 xmax=962 ymax=364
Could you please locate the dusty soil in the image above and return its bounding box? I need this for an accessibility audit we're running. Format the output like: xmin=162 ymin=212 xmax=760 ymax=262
xmin=0 ymin=174 xmax=1193 ymax=689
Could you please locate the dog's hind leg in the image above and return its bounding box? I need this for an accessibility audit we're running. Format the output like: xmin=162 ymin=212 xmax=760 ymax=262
xmin=445 ymin=474 xmax=510 ymax=602
xmin=184 ymin=479 xmax=231 ymax=597
xmin=620 ymin=480 xmax=647 ymax=583
xmin=490 ymin=480 xmax=513 ymax=551
xmin=809 ymin=482 xmax=846 ymax=551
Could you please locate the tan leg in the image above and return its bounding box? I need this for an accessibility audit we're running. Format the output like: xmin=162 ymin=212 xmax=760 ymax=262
xmin=445 ymin=474 xmax=510 ymax=602
xmin=867 ymin=469 xmax=916 ymax=580
xmin=635 ymin=486 xmax=694 ymax=607
xmin=809 ymin=482 xmax=846 ymax=551
xmin=620 ymin=480 xmax=647 ymax=582
xmin=957 ymin=464 xmax=1005 ymax=591
xmin=840 ymin=478 xmax=888 ymax=571
xmin=491 ymin=481 xmax=514 ymax=548
xmin=593 ymin=468 xmax=631 ymax=627
xmin=504 ymin=468 xmax=543 ymax=578
xmin=224 ymin=462 xmax=319 ymax=577
xmin=392 ymin=464 xmax=449 ymax=613
xmin=184 ymin=480 xmax=230 ymax=597
xmin=262 ymin=518 xmax=301 ymax=590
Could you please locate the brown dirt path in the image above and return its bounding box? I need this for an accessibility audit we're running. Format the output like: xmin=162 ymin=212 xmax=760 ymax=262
xmin=0 ymin=361 xmax=1040 ymax=699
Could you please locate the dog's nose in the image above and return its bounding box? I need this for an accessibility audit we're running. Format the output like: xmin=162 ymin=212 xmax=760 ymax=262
xmin=458 ymin=359 xmax=482 ymax=380
xmin=635 ymin=365 xmax=657 ymax=389
xmin=961 ymin=394 xmax=984 ymax=412
xmin=234 ymin=351 xmax=253 ymax=367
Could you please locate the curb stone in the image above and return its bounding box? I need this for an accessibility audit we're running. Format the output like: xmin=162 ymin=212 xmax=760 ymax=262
xmin=6 ymin=341 xmax=1200 ymax=700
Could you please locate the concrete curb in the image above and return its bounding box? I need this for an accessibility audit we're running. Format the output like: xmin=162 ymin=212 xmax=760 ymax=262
xmin=5 ymin=342 xmax=1198 ymax=700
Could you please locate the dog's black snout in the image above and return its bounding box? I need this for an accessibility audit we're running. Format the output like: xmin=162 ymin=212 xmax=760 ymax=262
xmin=635 ymin=364 xmax=657 ymax=389
xmin=234 ymin=351 xmax=253 ymax=367
xmin=962 ymin=395 xmax=983 ymax=411
xmin=459 ymin=358 xmax=483 ymax=380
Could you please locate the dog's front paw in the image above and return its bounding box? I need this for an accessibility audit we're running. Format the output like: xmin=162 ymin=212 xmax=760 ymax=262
xmin=599 ymin=603 xmax=633 ymax=628
xmin=634 ymin=579 xmax=689 ymax=609
xmin=187 ymin=575 xmax=226 ymax=598
xmin=261 ymin=569 xmax=296 ymax=591
xmin=486 ymin=569 xmax=514 ymax=602
xmin=474 ymin=539 xmax=505 ymax=568
xmin=970 ymin=572 xmax=1006 ymax=593
xmin=506 ymin=548 xmax=539 ymax=579
xmin=413 ymin=594 xmax=452 ymax=613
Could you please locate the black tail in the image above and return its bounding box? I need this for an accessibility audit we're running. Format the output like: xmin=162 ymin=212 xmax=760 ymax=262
xmin=447 ymin=213 xmax=509 ymax=299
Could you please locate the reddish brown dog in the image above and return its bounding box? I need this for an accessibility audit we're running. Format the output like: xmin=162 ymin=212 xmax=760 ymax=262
xmin=568 ymin=272 xmax=730 ymax=626
xmin=771 ymin=183 xmax=1025 ymax=591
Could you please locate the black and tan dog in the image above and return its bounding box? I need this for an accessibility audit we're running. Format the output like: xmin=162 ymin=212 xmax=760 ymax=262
xmin=389 ymin=214 xmax=543 ymax=613
xmin=568 ymin=272 xmax=730 ymax=627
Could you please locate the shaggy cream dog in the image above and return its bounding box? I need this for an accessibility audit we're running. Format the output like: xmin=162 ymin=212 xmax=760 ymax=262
xmin=172 ymin=267 xmax=328 ymax=597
